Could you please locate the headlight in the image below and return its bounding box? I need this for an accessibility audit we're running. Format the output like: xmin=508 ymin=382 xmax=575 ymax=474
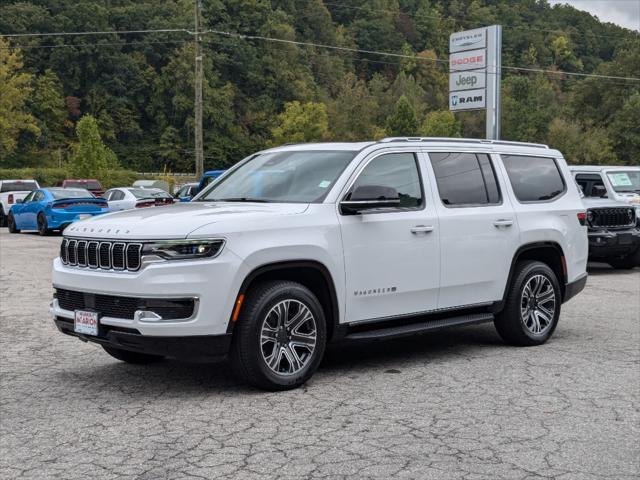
xmin=142 ymin=239 xmax=225 ymax=260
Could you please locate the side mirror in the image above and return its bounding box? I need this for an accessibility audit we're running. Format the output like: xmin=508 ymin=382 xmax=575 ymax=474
xmin=340 ymin=185 xmax=400 ymax=214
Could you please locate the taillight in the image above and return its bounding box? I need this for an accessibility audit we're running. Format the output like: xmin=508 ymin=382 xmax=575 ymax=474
xmin=135 ymin=201 xmax=154 ymax=208
xmin=53 ymin=203 xmax=69 ymax=209
xmin=7 ymin=194 xmax=14 ymax=204
xmin=577 ymin=212 xmax=587 ymax=226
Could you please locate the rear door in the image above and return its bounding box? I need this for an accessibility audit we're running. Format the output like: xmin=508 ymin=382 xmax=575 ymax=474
xmin=339 ymin=151 xmax=440 ymax=323
xmin=424 ymin=151 xmax=520 ymax=309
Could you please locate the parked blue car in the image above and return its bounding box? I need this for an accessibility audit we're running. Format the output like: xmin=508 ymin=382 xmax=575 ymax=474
xmin=7 ymin=188 xmax=109 ymax=236
xmin=176 ymin=170 xmax=226 ymax=202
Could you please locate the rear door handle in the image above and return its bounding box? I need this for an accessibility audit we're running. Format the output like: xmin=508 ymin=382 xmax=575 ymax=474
xmin=410 ymin=225 xmax=434 ymax=234
xmin=493 ymin=219 xmax=514 ymax=227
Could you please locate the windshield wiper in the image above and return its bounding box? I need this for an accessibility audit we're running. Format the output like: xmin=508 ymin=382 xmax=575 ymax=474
xmin=205 ymin=197 xmax=272 ymax=203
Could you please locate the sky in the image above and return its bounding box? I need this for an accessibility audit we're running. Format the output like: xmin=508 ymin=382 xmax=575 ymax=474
xmin=548 ymin=0 xmax=640 ymax=31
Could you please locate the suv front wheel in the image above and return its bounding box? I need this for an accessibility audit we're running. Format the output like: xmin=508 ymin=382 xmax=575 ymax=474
xmin=494 ymin=261 xmax=561 ymax=346
xmin=230 ymin=280 xmax=327 ymax=391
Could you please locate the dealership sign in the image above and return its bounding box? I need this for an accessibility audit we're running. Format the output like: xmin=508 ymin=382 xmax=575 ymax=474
xmin=449 ymin=89 xmax=486 ymax=111
xmin=449 ymin=25 xmax=502 ymax=139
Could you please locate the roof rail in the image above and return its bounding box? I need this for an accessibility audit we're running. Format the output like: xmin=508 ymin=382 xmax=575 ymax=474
xmin=378 ymin=137 xmax=549 ymax=149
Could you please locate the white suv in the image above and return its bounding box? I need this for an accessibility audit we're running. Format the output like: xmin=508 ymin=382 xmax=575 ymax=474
xmin=51 ymin=138 xmax=588 ymax=390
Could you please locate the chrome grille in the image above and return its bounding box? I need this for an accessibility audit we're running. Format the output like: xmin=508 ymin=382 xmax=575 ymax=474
xmin=588 ymin=207 xmax=635 ymax=229
xmin=61 ymin=239 xmax=143 ymax=272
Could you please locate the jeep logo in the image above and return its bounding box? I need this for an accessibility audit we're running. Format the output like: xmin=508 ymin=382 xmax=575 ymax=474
xmin=456 ymin=75 xmax=478 ymax=87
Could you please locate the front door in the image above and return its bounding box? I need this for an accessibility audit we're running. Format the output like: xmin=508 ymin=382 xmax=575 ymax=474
xmin=425 ymin=151 xmax=520 ymax=309
xmin=339 ymin=151 xmax=440 ymax=323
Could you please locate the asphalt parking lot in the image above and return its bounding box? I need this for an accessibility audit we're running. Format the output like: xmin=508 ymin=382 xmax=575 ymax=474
xmin=0 ymin=230 xmax=638 ymax=480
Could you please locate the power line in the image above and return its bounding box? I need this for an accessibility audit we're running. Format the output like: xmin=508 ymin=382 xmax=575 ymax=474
xmin=203 ymin=29 xmax=640 ymax=82
xmin=0 ymin=28 xmax=191 ymax=38
xmin=0 ymin=40 xmax=189 ymax=50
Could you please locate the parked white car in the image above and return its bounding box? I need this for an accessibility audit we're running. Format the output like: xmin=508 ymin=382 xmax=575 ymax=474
xmin=569 ymin=166 xmax=640 ymax=219
xmin=103 ymin=187 xmax=174 ymax=211
xmin=0 ymin=179 xmax=40 ymax=227
xmin=51 ymin=138 xmax=588 ymax=390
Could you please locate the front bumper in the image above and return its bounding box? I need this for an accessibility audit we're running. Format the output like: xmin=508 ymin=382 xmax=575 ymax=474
xmin=54 ymin=317 xmax=231 ymax=361
xmin=587 ymin=228 xmax=640 ymax=259
xmin=51 ymin=247 xmax=248 ymax=336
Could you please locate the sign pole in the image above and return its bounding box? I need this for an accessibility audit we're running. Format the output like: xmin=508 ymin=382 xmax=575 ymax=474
xmin=485 ymin=25 xmax=502 ymax=140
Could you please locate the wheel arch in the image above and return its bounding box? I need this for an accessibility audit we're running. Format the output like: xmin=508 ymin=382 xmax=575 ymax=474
xmin=495 ymin=242 xmax=567 ymax=311
xmin=231 ymin=260 xmax=340 ymax=341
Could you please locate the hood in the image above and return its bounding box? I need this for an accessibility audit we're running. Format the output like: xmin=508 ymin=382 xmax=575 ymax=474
xmin=64 ymin=202 xmax=309 ymax=240
xmin=581 ymin=197 xmax=634 ymax=209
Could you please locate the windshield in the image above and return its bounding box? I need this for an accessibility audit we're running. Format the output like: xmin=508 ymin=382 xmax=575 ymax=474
xmin=1 ymin=181 xmax=38 ymax=193
xmin=197 ymin=150 xmax=356 ymax=203
xmin=129 ymin=188 xmax=170 ymax=199
xmin=51 ymin=189 xmax=94 ymax=199
xmin=607 ymin=170 xmax=640 ymax=193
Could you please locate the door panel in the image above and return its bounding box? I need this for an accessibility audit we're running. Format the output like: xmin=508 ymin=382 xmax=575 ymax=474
xmin=339 ymin=151 xmax=440 ymax=323
xmin=425 ymin=152 xmax=520 ymax=309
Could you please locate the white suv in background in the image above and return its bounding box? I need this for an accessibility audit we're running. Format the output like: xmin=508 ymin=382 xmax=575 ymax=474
xmin=51 ymin=138 xmax=588 ymax=390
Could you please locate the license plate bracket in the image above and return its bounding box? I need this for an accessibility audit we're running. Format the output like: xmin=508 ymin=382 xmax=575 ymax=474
xmin=74 ymin=310 xmax=99 ymax=336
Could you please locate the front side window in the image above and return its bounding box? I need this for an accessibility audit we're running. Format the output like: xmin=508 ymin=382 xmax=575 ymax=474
xmin=349 ymin=153 xmax=423 ymax=209
xmin=22 ymin=191 xmax=36 ymax=203
xmin=197 ymin=150 xmax=356 ymax=203
xmin=430 ymin=152 xmax=501 ymax=206
xmin=502 ymin=155 xmax=565 ymax=202
xmin=607 ymin=170 xmax=640 ymax=194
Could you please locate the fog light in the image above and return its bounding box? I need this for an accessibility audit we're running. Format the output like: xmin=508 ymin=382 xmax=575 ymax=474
xmin=134 ymin=310 xmax=163 ymax=322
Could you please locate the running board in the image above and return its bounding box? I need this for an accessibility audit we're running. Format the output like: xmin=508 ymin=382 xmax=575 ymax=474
xmin=343 ymin=313 xmax=494 ymax=341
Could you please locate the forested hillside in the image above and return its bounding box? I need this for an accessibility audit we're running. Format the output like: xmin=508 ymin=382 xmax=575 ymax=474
xmin=1 ymin=0 xmax=639 ymax=172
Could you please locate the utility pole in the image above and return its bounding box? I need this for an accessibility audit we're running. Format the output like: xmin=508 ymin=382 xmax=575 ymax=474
xmin=194 ymin=0 xmax=204 ymax=179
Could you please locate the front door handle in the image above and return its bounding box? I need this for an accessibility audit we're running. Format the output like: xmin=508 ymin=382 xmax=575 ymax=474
xmin=493 ymin=219 xmax=514 ymax=228
xmin=410 ymin=225 xmax=434 ymax=234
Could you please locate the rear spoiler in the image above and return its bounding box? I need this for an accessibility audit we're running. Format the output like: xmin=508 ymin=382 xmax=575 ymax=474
xmin=52 ymin=197 xmax=108 ymax=208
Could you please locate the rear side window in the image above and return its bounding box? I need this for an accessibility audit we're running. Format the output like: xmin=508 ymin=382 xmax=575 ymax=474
xmin=501 ymin=155 xmax=566 ymax=202
xmin=430 ymin=152 xmax=501 ymax=206
xmin=575 ymin=174 xmax=607 ymax=198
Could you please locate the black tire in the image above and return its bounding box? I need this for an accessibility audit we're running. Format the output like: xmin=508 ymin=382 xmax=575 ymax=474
xmin=230 ymin=280 xmax=327 ymax=391
xmin=102 ymin=345 xmax=164 ymax=364
xmin=494 ymin=260 xmax=561 ymax=346
xmin=0 ymin=207 xmax=5 ymax=228
xmin=7 ymin=213 xmax=19 ymax=233
xmin=37 ymin=213 xmax=51 ymax=236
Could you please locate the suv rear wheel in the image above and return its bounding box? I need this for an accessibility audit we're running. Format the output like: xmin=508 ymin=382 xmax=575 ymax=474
xmin=230 ymin=280 xmax=327 ymax=391
xmin=494 ymin=261 xmax=561 ymax=346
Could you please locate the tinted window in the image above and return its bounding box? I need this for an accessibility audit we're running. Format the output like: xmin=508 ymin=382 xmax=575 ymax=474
xmin=351 ymin=153 xmax=423 ymax=208
xmin=22 ymin=191 xmax=36 ymax=203
xmin=33 ymin=191 xmax=45 ymax=202
xmin=430 ymin=152 xmax=501 ymax=206
xmin=575 ymin=174 xmax=607 ymax=198
xmin=0 ymin=181 xmax=38 ymax=193
xmin=502 ymin=155 xmax=565 ymax=202
xmin=110 ymin=190 xmax=125 ymax=201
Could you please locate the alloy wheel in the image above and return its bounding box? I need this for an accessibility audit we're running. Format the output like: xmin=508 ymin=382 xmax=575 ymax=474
xmin=260 ymin=299 xmax=317 ymax=375
xmin=520 ymin=274 xmax=556 ymax=335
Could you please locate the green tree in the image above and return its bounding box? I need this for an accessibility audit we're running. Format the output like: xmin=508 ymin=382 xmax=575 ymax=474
xmin=608 ymin=93 xmax=640 ymax=166
xmin=420 ymin=110 xmax=461 ymax=137
xmin=29 ymin=69 xmax=68 ymax=149
xmin=68 ymin=115 xmax=120 ymax=178
xmin=0 ymin=40 xmax=40 ymax=158
xmin=385 ymin=95 xmax=419 ymax=137
xmin=270 ymin=101 xmax=330 ymax=145
xmin=547 ymin=118 xmax=618 ymax=165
